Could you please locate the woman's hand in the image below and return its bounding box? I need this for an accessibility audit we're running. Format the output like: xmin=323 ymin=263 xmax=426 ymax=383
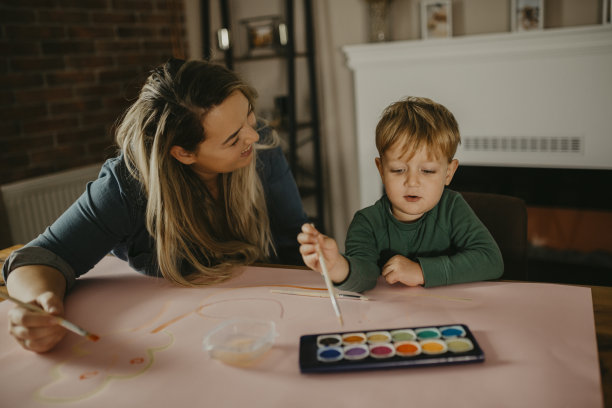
xmin=8 ymin=291 xmax=66 ymax=353
xmin=297 ymin=223 xmax=349 ymax=283
xmin=6 ymin=264 xmax=67 ymax=352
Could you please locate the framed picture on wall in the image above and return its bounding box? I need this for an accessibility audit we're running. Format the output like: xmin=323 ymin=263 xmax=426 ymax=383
xmin=239 ymin=15 xmax=288 ymax=57
xmin=511 ymin=0 xmax=544 ymax=32
xmin=420 ymin=0 xmax=452 ymax=39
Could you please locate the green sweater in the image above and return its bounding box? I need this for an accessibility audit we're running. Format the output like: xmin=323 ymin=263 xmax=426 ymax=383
xmin=339 ymin=189 xmax=503 ymax=293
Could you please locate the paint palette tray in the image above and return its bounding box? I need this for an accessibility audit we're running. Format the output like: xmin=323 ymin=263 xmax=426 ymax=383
xmin=299 ymin=323 xmax=484 ymax=373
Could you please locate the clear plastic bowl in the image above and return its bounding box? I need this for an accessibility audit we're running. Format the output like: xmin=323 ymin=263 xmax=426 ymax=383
xmin=202 ymin=318 xmax=276 ymax=366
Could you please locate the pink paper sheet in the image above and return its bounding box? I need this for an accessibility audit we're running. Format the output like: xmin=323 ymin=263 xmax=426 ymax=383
xmin=0 ymin=256 xmax=602 ymax=407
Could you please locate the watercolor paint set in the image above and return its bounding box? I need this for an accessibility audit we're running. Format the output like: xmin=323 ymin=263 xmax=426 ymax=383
xmin=299 ymin=323 xmax=484 ymax=373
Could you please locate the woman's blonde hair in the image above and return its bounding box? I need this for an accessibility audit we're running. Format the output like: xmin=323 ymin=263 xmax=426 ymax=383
xmin=375 ymin=96 xmax=460 ymax=162
xmin=116 ymin=59 xmax=275 ymax=287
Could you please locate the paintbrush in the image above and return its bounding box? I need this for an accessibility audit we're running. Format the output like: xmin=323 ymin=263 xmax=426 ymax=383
xmin=0 ymin=292 xmax=99 ymax=342
xmin=270 ymin=289 xmax=369 ymax=301
xmin=317 ymin=249 xmax=344 ymax=326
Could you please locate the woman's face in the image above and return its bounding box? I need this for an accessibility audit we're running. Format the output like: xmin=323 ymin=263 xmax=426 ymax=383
xmin=171 ymin=90 xmax=259 ymax=184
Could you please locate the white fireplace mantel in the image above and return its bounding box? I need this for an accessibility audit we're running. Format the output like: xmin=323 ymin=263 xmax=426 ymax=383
xmin=343 ymin=25 xmax=612 ymax=209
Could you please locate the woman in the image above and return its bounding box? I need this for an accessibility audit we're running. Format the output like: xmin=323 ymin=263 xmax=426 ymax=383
xmin=2 ymin=59 xmax=309 ymax=352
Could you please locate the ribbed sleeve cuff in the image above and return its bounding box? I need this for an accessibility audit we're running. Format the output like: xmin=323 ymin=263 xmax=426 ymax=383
xmin=2 ymin=246 xmax=75 ymax=291
xmin=418 ymin=257 xmax=447 ymax=288
xmin=336 ymin=256 xmax=378 ymax=293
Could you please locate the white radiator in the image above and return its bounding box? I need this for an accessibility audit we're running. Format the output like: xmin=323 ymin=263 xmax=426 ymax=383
xmin=1 ymin=164 xmax=102 ymax=245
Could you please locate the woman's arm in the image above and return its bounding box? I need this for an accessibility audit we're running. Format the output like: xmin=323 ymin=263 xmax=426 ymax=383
xmin=2 ymin=156 xmax=141 ymax=352
xmin=6 ymin=264 xmax=68 ymax=352
xmin=3 ymin=157 xmax=143 ymax=288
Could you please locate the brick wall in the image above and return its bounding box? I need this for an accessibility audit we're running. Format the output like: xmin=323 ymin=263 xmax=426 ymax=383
xmin=0 ymin=0 xmax=187 ymax=184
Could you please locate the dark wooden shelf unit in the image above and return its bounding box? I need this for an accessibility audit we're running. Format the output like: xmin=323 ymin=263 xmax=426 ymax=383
xmin=201 ymin=0 xmax=325 ymax=232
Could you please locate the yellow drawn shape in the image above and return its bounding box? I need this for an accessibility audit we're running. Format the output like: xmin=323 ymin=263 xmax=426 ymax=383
xmin=34 ymin=331 xmax=174 ymax=404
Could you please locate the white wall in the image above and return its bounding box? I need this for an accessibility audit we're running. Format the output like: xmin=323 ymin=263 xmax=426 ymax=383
xmin=345 ymin=25 xmax=612 ymax=208
xmin=182 ymin=0 xmax=607 ymax=242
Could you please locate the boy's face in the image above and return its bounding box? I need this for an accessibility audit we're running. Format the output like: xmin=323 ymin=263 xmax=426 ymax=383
xmin=375 ymin=143 xmax=458 ymax=223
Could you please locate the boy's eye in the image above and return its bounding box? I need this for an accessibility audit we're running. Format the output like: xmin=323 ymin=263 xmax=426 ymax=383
xmin=422 ymin=169 xmax=436 ymax=174
xmin=230 ymin=137 xmax=240 ymax=147
xmin=390 ymin=169 xmax=405 ymax=174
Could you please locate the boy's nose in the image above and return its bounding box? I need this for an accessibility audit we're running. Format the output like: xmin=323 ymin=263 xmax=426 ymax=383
xmin=404 ymin=172 xmax=419 ymax=186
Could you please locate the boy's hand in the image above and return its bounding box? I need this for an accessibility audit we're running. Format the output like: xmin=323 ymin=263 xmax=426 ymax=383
xmin=297 ymin=223 xmax=349 ymax=283
xmin=381 ymin=255 xmax=425 ymax=287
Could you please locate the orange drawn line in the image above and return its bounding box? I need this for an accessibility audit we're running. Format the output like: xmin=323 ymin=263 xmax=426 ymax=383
xmin=150 ymin=285 xmax=322 ymax=333
xmin=150 ymin=305 xmax=204 ymax=333
xmin=132 ymin=301 xmax=172 ymax=332
xmin=79 ymin=371 xmax=99 ymax=380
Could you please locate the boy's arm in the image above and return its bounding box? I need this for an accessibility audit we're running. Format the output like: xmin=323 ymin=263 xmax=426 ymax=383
xmin=338 ymin=213 xmax=383 ymax=293
xmin=418 ymin=195 xmax=504 ymax=287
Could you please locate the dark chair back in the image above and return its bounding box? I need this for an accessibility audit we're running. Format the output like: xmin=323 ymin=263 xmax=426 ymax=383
xmin=460 ymin=191 xmax=528 ymax=281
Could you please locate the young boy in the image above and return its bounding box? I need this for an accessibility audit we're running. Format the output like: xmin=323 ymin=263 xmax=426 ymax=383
xmin=298 ymin=96 xmax=503 ymax=293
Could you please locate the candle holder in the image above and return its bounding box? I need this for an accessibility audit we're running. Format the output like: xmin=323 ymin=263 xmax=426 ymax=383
xmin=366 ymin=0 xmax=391 ymax=42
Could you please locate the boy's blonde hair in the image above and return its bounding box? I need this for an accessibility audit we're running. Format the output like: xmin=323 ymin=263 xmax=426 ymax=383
xmin=375 ymin=96 xmax=460 ymax=162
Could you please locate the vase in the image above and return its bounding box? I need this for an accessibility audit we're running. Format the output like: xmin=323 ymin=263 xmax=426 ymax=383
xmin=367 ymin=0 xmax=391 ymax=42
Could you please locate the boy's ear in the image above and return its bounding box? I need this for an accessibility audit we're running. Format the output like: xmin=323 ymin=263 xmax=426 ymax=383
xmin=445 ymin=159 xmax=459 ymax=185
xmin=170 ymin=145 xmax=196 ymax=165
xmin=375 ymin=157 xmax=384 ymax=179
